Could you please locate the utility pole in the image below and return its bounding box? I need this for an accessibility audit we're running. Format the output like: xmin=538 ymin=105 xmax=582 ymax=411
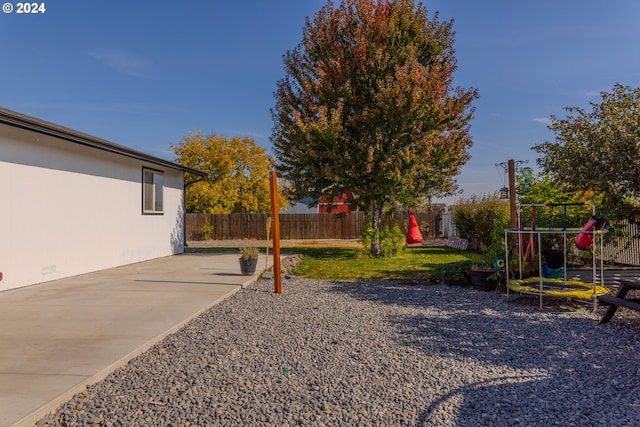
xmin=496 ymin=159 xmax=529 ymax=229
xmin=508 ymin=159 xmax=517 ymax=229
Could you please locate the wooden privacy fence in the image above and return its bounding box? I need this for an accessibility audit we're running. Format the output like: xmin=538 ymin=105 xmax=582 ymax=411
xmin=186 ymin=209 xmax=443 ymax=241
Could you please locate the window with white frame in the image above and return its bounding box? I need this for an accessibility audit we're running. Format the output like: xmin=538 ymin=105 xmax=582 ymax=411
xmin=142 ymin=168 xmax=164 ymax=214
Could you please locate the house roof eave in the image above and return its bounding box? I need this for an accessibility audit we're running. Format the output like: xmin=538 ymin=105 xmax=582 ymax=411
xmin=0 ymin=107 xmax=206 ymax=177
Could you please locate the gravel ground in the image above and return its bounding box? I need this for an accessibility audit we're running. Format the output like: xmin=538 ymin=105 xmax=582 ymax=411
xmin=37 ymin=278 xmax=640 ymax=427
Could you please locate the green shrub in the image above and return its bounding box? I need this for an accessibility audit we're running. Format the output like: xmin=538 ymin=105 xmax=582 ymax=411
xmin=379 ymin=223 xmax=406 ymax=257
xmin=485 ymin=222 xmax=508 ymax=261
xmin=451 ymin=193 xmax=510 ymax=250
xmin=360 ymin=218 xmax=405 ymax=258
xmin=431 ymin=260 xmax=473 ymax=285
xmin=360 ymin=217 xmax=374 ymax=255
xmin=200 ymin=219 xmax=213 ymax=240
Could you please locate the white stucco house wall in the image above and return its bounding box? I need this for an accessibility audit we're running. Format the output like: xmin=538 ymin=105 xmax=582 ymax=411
xmin=0 ymin=107 xmax=205 ymax=291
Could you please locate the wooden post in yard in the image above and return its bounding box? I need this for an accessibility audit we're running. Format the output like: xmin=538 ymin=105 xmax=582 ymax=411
xmin=269 ymin=171 xmax=282 ymax=293
xmin=508 ymin=159 xmax=517 ymax=229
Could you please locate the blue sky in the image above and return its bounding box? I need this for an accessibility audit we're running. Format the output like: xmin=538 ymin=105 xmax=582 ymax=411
xmin=2 ymin=1 xmax=639 ymax=205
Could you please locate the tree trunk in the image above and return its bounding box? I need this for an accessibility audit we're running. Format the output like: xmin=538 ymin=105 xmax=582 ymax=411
xmin=370 ymin=200 xmax=382 ymax=257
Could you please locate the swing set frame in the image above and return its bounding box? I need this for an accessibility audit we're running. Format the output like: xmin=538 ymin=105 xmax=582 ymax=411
xmin=504 ymin=202 xmax=609 ymax=311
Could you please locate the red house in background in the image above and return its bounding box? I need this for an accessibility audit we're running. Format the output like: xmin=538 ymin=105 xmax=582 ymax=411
xmin=318 ymin=190 xmax=356 ymax=213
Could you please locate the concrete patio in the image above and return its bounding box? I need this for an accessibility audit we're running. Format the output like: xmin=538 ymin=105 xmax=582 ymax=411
xmin=0 ymin=252 xmax=271 ymax=427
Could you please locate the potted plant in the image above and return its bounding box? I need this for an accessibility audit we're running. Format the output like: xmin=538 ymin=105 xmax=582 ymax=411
xmin=468 ymin=232 xmax=507 ymax=291
xmin=466 ymin=223 xmax=509 ymax=291
xmin=239 ymin=247 xmax=260 ymax=276
xmin=468 ymin=262 xmax=499 ymax=291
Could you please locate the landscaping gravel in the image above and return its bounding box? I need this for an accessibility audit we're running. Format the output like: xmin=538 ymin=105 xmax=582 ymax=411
xmin=37 ymin=278 xmax=640 ymax=426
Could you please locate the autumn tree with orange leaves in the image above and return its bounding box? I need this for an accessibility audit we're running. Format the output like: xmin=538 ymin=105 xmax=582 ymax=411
xmin=271 ymin=0 xmax=478 ymax=256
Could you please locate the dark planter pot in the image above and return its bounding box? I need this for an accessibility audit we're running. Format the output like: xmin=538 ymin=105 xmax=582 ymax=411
xmin=543 ymin=249 xmax=564 ymax=269
xmin=239 ymin=258 xmax=258 ymax=276
xmin=468 ymin=270 xmax=498 ymax=292
xmin=468 ymin=236 xmax=481 ymax=251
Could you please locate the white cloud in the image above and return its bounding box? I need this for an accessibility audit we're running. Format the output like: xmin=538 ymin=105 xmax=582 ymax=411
xmin=532 ymin=117 xmax=552 ymax=125
xmin=584 ymin=89 xmax=603 ymax=97
xmin=89 ymin=50 xmax=149 ymax=77
xmin=532 ymin=117 xmax=551 ymax=126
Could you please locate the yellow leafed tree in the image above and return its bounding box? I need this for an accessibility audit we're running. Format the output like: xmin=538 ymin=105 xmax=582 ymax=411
xmin=172 ymin=131 xmax=287 ymax=213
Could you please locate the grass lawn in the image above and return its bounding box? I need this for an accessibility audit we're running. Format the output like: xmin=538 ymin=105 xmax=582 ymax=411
xmin=282 ymin=245 xmax=487 ymax=281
